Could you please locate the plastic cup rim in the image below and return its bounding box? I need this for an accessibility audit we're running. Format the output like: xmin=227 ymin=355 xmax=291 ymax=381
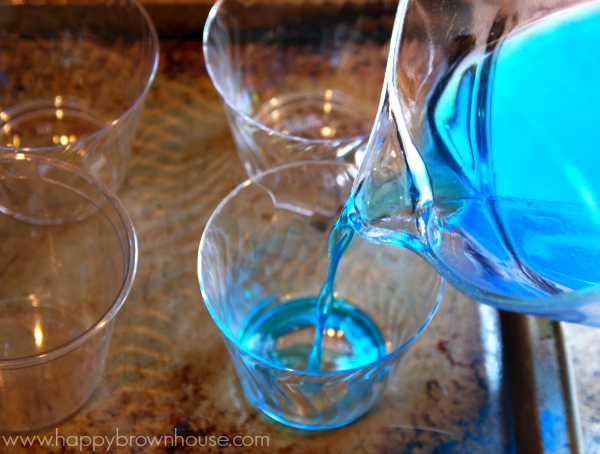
xmin=197 ymin=160 xmax=443 ymax=377
xmin=202 ymin=0 xmax=372 ymax=145
xmin=0 ymin=153 xmax=138 ymax=370
xmin=0 ymin=0 xmax=160 ymax=155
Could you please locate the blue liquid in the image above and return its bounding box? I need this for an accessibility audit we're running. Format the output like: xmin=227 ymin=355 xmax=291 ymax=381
xmin=426 ymin=3 xmax=600 ymax=296
xmin=238 ymin=296 xmax=386 ymax=372
xmin=238 ymin=208 xmax=386 ymax=373
xmin=243 ymin=4 xmax=600 ymax=366
xmin=307 ymin=217 xmax=355 ymax=371
xmin=353 ymin=3 xmax=600 ymax=302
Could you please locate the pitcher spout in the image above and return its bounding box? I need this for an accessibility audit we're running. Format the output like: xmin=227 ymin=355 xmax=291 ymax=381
xmin=348 ymin=86 xmax=433 ymax=254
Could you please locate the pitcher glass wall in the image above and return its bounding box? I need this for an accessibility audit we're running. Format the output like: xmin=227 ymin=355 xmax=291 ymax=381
xmin=348 ymin=0 xmax=600 ymax=325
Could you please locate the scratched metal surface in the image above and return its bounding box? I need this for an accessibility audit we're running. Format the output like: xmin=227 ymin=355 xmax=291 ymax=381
xmin=0 ymin=40 xmax=577 ymax=453
xmin=564 ymin=323 xmax=600 ymax=453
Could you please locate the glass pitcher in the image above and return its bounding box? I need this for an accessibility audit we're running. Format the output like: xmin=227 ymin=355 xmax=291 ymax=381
xmin=347 ymin=0 xmax=600 ymax=325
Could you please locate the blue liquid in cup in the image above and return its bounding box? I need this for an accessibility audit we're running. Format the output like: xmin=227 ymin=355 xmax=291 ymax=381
xmin=238 ymin=296 xmax=386 ymax=372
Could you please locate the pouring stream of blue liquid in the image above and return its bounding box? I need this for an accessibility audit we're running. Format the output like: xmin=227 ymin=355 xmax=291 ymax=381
xmin=306 ymin=1 xmax=600 ymax=370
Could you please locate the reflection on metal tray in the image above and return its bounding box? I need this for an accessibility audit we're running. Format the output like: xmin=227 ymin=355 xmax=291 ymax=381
xmin=501 ymin=313 xmax=584 ymax=454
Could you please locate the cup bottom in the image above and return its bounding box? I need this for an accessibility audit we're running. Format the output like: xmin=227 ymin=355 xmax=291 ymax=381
xmin=0 ymin=297 xmax=88 ymax=360
xmin=0 ymin=296 xmax=110 ymax=433
xmin=0 ymin=99 xmax=109 ymax=149
xmin=255 ymin=401 xmax=376 ymax=431
xmin=253 ymin=91 xmax=372 ymax=141
xmin=238 ymin=296 xmax=386 ymax=372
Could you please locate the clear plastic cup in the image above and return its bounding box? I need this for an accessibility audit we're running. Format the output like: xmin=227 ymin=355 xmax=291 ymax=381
xmin=203 ymin=0 xmax=396 ymax=177
xmin=0 ymin=154 xmax=137 ymax=433
xmin=0 ymin=0 xmax=159 ymax=193
xmin=198 ymin=162 xmax=444 ymax=430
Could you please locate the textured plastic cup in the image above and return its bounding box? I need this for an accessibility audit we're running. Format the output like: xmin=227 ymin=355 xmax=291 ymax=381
xmin=0 ymin=154 xmax=137 ymax=433
xmin=198 ymin=162 xmax=444 ymax=430
xmin=203 ymin=0 xmax=396 ymax=177
xmin=0 ymin=0 xmax=159 ymax=193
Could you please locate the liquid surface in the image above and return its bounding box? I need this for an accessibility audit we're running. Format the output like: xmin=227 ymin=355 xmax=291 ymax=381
xmin=0 ymin=298 xmax=87 ymax=360
xmin=238 ymin=296 xmax=386 ymax=372
xmin=354 ymin=3 xmax=600 ymax=303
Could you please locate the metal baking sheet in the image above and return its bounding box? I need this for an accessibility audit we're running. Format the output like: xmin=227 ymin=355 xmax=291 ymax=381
xmin=0 ymin=35 xmax=583 ymax=453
